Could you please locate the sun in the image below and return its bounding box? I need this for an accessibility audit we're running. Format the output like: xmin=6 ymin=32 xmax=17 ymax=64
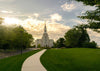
xmin=3 ymin=17 xmax=21 ymax=25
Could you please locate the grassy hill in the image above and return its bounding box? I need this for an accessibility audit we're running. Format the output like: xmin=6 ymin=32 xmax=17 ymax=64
xmin=40 ymin=48 xmax=100 ymax=71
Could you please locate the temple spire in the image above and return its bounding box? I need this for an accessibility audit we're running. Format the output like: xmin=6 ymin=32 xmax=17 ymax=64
xmin=44 ymin=21 xmax=47 ymax=33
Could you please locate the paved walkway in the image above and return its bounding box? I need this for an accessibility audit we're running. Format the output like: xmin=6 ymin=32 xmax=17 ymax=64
xmin=21 ymin=49 xmax=47 ymax=71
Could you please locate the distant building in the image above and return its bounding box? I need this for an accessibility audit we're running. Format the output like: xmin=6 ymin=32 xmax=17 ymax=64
xmin=35 ymin=23 xmax=54 ymax=48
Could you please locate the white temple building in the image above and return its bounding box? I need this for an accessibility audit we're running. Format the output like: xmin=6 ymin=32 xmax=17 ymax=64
xmin=35 ymin=23 xmax=54 ymax=48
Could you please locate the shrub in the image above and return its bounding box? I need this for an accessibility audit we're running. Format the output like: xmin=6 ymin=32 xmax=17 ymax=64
xmin=37 ymin=44 xmax=41 ymax=48
xmin=82 ymin=41 xmax=97 ymax=48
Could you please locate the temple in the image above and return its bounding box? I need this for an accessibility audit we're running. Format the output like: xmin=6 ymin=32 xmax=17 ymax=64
xmin=35 ymin=23 xmax=54 ymax=48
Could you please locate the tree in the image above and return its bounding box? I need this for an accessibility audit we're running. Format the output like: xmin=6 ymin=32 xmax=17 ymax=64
xmin=13 ymin=26 xmax=33 ymax=49
xmin=75 ymin=25 xmax=90 ymax=47
xmin=53 ymin=42 xmax=57 ymax=48
xmin=0 ymin=26 xmax=16 ymax=50
xmin=0 ymin=25 xmax=33 ymax=50
xmin=75 ymin=0 xmax=100 ymax=32
xmin=75 ymin=0 xmax=100 ymax=6
xmin=64 ymin=28 xmax=82 ymax=47
xmin=56 ymin=38 xmax=65 ymax=48
xmin=0 ymin=17 xmax=4 ymax=24
xmin=64 ymin=25 xmax=90 ymax=47
xmin=82 ymin=41 xmax=97 ymax=48
xmin=0 ymin=26 xmax=5 ymax=49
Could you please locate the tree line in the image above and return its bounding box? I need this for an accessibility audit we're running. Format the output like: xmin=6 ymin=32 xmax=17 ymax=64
xmin=0 ymin=18 xmax=33 ymax=50
xmin=54 ymin=0 xmax=99 ymax=48
xmin=53 ymin=24 xmax=97 ymax=48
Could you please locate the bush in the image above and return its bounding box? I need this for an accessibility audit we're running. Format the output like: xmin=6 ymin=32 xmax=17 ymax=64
xmin=82 ymin=41 xmax=97 ymax=48
xmin=43 ymin=47 xmax=51 ymax=49
xmin=37 ymin=44 xmax=41 ymax=48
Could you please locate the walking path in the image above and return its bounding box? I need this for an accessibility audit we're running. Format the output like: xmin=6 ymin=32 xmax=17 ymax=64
xmin=21 ymin=49 xmax=47 ymax=71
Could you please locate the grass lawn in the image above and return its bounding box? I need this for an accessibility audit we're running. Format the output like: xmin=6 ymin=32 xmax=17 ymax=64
xmin=40 ymin=48 xmax=100 ymax=71
xmin=0 ymin=49 xmax=41 ymax=71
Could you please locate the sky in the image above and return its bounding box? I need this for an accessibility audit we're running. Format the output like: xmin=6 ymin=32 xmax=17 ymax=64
xmin=0 ymin=0 xmax=100 ymax=45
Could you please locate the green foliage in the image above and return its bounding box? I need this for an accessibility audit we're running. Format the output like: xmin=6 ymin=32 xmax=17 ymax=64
xmin=64 ymin=25 xmax=90 ymax=48
xmin=75 ymin=0 xmax=100 ymax=32
xmin=52 ymin=42 xmax=57 ymax=48
xmin=41 ymin=48 xmax=100 ymax=71
xmin=13 ymin=26 xmax=33 ymax=49
xmin=0 ymin=49 xmax=41 ymax=71
xmin=64 ymin=28 xmax=81 ymax=47
xmin=75 ymin=25 xmax=90 ymax=47
xmin=0 ymin=17 xmax=4 ymax=24
xmin=43 ymin=47 xmax=51 ymax=49
xmin=33 ymin=45 xmax=36 ymax=48
xmin=37 ymin=44 xmax=41 ymax=48
xmin=54 ymin=38 xmax=65 ymax=48
xmin=75 ymin=0 xmax=100 ymax=6
xmin=0 ymin=25 xmax=33 ymax=50
xmin=82 ymin=41 xmax=97 ymax=48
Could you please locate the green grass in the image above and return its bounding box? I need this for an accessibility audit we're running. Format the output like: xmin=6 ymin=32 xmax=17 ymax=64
xmin=40 ymin=48 xmax=100 ymax=71
xmin=0 ymin=49 xmax=41 ymax=71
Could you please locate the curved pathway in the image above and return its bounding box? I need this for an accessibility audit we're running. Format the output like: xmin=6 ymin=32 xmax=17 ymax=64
xmin=21 ymin=49 xmax=47 ymax=71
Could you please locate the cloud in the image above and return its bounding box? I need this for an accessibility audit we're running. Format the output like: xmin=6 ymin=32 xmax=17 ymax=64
xmin=74 ymin=2 xmax=96 ymax=16
xmin=2 ymin=17 xmax=22 ymax=26
xmin=47 ymin=22 xmax=70 ymax=40
xmin=71 ymin=19 xmax=88 ymax=24
xmin=0 ymin=0 xmax=15 ymax=2
xmin=33 ymin=13 xmax=39 ymax=18
xmin=30 ymin=23 xmax=70 ymax=41
xmin=0 ymin=10 xmax=13 ymax=14
xmin=21 ymin=18 xmax=70 ymax=41
xmin=2 ymin=17 xmax=100 ymax=46
xmin=61 ymin=2 xmax=76 ymax=12
xmin=87 ymin=29 xmax=100 ymax=46
xmin=71 ymin=19 xmax=83 ymax=24
xmin=50 ymin=13 xmax=62 ymax=22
